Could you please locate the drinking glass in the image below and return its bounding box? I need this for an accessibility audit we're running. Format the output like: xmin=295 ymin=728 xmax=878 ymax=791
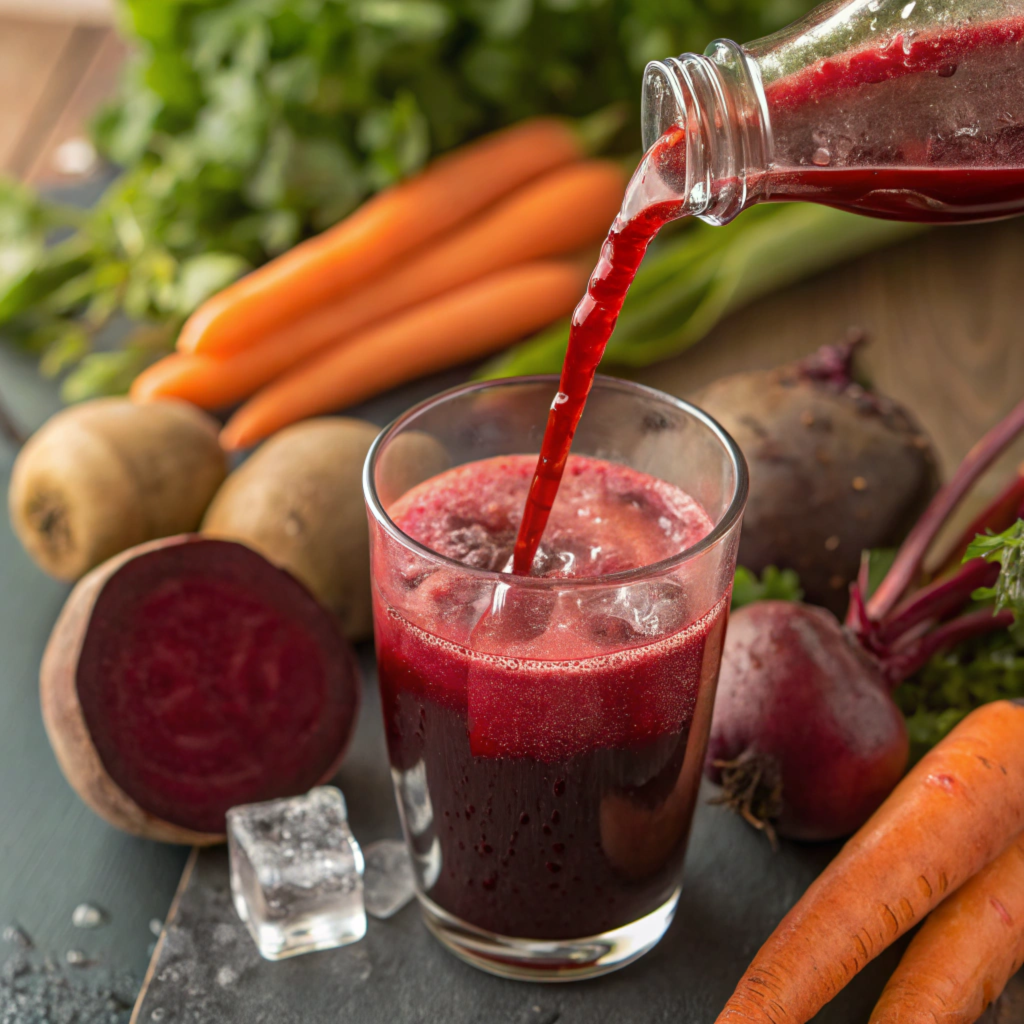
xmin=363 ymin=375 xmax=747 ymax=981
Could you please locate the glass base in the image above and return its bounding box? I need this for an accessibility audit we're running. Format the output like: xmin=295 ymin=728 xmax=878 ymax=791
xmin=417 ymin=886 xmax=680 ymax=982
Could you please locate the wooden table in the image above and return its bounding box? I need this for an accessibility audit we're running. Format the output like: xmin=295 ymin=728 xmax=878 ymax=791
xmin=0 ymin=13 xmax=123 ymax=185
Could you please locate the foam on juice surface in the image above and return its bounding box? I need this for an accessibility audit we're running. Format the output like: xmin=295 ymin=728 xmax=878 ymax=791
xmin=389 ymin=453 xmax=712 ymax=580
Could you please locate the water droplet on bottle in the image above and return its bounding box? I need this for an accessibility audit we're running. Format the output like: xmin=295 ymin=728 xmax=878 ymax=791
xmin=867 ymin=0 xmax=881 ymax=10
xmin=937 ymin=63 xmax=957 ymax=77
xmin=811 ymin=147 xmax=832 ymax=166
xmin=903 ymin=29 xmax=916 ymax=55
xmin=901 ymin=1 xmax=916 ymax=18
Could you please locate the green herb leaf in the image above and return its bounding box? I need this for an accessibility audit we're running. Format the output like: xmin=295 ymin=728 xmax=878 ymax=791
xmin=864 ymin=547 xmax=897 ymax=599
xmin=964 ymin=520 xmax=1024 ymax=620
xmin=895 ymin=627 xmax=1024 ymax=762
xmin=731 ymin=565 xmax=804 ymax=609
xmin=175 ymin=252 xmax=249 ymax=315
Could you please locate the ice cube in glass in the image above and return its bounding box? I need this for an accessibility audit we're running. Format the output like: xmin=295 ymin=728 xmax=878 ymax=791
xmin=227 ymin=786 xmax=366 ymax=960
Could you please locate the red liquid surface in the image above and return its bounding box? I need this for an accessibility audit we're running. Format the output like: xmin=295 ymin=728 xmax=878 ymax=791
xmin=376 ymin=455 xmax=726 ymax=938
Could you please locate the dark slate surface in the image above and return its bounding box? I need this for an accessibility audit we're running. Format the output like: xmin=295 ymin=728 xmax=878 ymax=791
xmin=2 ymin=309 xmax=1019 ymax=1022
xmin=133 ymin=647 xmax=906 ymax=1024
xmin=128 ymin=368 xmax=1024 ymax=1024
xmin=0 ymin=347 xmax=190 ymax=1021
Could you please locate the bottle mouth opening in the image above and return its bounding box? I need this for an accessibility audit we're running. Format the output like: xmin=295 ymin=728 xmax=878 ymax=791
xmin=641 ymin=59 xmax=691 ymax=154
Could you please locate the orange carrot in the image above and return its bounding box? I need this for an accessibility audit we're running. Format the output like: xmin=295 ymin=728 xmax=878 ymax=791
xmin=220 ymin=259 xmax=590 ymax=450
xmin=177 ymin=118 xmax=585 ymax=357
xmin=134 ymin=161 xmax=625 ymax=409
xmin=870 ymin=832 xmax=1024 ymax=1024
xmin=715 ymin=699 xmax=1024 ymax=1024
xmin=130 ymin=352 xmax=255 ymax=409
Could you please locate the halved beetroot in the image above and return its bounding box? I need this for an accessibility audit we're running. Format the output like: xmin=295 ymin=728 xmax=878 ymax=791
xmin=41 ymin=535 xmax=361 ymax=844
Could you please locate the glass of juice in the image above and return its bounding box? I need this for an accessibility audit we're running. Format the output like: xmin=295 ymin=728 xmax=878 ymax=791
xmin=364 ymin=375 xmax=747 ymax=980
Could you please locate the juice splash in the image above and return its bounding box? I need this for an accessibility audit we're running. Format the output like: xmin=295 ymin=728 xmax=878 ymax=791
xmin=510 ymin=193 xmax=682 ymax=574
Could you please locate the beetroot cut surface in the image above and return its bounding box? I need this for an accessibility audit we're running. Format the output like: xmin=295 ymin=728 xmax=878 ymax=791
xmin=73 ymin=538 xmax=360 ymax=834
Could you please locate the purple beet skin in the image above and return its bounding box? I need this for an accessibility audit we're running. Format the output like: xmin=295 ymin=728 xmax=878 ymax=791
xmin=706 ymin=601 xmax=908 ymax=842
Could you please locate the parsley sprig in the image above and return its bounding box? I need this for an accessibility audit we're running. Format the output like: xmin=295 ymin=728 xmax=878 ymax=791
xmin=965 ymin=519 xmax=1024 ymax=622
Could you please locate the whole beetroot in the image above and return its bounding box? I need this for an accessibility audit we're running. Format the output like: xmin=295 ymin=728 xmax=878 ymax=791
xmin=696 ymin=336 xmax=939 ymax=613
xmin=707 ymin=602 xmax=908 ymax=841
xmin=707 ymin=397 xmax=1024 ymax=842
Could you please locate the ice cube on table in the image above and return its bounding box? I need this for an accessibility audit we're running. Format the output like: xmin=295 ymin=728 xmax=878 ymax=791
xmin=227 ymin=787 xmax=366 ymax=960
xmin=363 ymin=840 xmax=416 ymax=919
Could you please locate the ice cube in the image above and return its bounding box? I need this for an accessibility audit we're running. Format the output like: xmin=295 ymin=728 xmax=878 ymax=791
xmin=441 ymin=520 xmax=513 ymax=571
xmin=395 ymin=760 xmax=433 ymax=836
xmin=580 ymin=579 xmax=687 ymax=646
xmin=470 ymin=582 xmax=556 ymax=653
xmin=227 ymin=786 xmax=366 ymax=960
xmin=363 ymin=840 xmax=416 ymax=919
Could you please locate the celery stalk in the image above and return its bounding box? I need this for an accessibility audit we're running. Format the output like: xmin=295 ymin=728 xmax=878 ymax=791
xmin=478 ymin=204 xmax=926 ymax=379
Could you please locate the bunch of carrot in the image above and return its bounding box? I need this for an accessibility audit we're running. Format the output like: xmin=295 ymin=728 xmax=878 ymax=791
xmin=715 ymin=697 xmax=1024 ymax=1024
xmin=131 ymin=118 xmax=628 ymax=450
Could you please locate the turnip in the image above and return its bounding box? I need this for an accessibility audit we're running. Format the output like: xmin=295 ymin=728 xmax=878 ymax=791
xmin=707 ymin=397 xmax=1024 ymax=842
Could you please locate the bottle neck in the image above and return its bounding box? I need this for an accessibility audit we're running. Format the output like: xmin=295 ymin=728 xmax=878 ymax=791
xmin=641 ymin=40 xmax=771 ymax=225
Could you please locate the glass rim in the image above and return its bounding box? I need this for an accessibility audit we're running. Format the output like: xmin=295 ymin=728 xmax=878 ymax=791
xmin=363 ymin=374 xmax=749 ymax=590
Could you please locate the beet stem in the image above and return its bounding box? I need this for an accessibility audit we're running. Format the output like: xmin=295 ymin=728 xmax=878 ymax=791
xmin=794 ymin=329 xmax=864 ymax=388
xmin=874 ymin=559 xmax=1000 ymax=648
xmin=882 ymin=607 xmax=1016 ymax=682
xmin=868 ymin=397 xmax=1024 ymax=623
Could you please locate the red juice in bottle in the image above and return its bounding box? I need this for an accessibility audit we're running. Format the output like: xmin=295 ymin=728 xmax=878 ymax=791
xmin=758 ymin=16 xmax=1024 ymax=221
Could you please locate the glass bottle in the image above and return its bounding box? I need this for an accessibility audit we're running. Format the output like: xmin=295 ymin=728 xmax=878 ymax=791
xmin=637 ymin=0 xmax=1024 ymax=225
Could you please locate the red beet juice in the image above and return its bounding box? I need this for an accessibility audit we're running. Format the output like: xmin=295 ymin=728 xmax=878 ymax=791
xmin=376 ymin=455 xmax=727 ymax=940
